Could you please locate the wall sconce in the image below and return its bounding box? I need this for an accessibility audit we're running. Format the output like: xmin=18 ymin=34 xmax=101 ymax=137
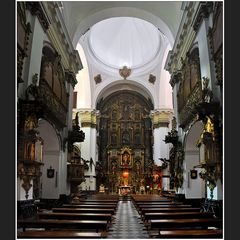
xmin=47 ymin=166 xmax=55 ymax=178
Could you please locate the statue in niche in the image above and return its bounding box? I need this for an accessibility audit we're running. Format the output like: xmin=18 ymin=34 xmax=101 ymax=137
xmin=136 ymin=162 xmax=141 ymax=175
xmin=122 ymin=132 xmax=130 ymax=145
xmin=112 ymin=110 xmax=117 ymax=120
xmin=134 ymin=132 xmax=141 ymax=145
xmin=135 ymin=110 xmax=140 ymax=120
xmin=122 ymin=152 xmax=130 ymax=165
xmin=111 ymin=133 xmax=117 ymax=145
xmin=122 ymin=104 xmax=131 ymax=120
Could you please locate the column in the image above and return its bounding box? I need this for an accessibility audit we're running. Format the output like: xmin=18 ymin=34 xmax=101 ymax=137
xmin=78 ymin=110 xmax=99 ymax=191
xmin=151 ymin=109 xmax=173 ymax=190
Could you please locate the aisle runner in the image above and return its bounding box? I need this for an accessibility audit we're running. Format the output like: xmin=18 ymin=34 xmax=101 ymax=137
xmin=107 ymin=200 xmax=149 ymax=239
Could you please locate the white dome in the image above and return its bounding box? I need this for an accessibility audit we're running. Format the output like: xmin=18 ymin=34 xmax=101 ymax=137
xmin=89 ymin=17 xmax=161 ymax=69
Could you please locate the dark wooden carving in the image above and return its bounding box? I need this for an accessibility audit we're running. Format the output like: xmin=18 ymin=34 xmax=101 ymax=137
xmin=177 ymin=47 xmax=202 ymax=128
xmin=39 ymin=45 xmax=68 ymax=128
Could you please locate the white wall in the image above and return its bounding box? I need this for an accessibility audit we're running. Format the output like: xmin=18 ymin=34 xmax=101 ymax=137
xmin=153 ymin=127 xmax=170 ymax=165
xmin=75 ymin=44 xmax=92 ymax=109
xmin=79 ymin=126 xmax=97 ymax=190
xmin=182 ymin=151 xmax=205 ymax=199
xmin=197 ymin=20 xmax=212 ymax=87
xmin=41 ymin=151 xmax=60 ymax=199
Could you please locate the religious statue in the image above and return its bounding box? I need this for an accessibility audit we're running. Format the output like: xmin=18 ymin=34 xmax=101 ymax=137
xmin=122 ymin=153 xmax=130 ymax=165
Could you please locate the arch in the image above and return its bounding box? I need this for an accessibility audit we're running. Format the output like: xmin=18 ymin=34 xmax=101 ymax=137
xmin=72 ymin=7 xmax=174 ymax=48
xmin=183 ymin=121 xmax=205 ymax=199
xmin=36 ymin=119 xmax=61 ymax=199
xmin=94 ymin=80 xmax=155 ymax=109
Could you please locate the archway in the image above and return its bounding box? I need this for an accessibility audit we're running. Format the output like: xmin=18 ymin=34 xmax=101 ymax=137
xmin=183 ymin=121 xmax=205 ymax=199
xmin=36 ymin=119 xmax=61 ymax=199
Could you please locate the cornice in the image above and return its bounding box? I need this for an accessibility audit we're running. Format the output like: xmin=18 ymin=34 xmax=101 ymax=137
xmin=42 ymin=2 xmax=82 ymax=74
xmin=165 ymin=2 xmax=198 ymax=74
xmin=26 ymin=2 xmax=50 ymax=32
xmin=192 ymin=2 xmax=213 ymax=32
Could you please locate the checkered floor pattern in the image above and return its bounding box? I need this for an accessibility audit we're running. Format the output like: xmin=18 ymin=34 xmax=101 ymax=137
xmin=107 ymin=200 xmax=149 ymax=239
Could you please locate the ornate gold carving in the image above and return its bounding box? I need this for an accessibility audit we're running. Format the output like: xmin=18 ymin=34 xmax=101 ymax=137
xmin=151 ymin=110 xmax=172 ymax=129
xmin=17 ymin=161 xmax=43 ymax=199
xmin=119 ymin=66 xmax=131 ymax=80
xmin=94 ymin=74 xmax=102 ymax=84
xmin=79 ymin=110 xmax=97 ymax=128
xmin=148 ymin=74 xmax=156 ymax=84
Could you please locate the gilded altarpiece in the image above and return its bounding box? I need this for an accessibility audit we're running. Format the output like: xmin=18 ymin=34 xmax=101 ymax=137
xmin=96 ymin=91 xmax=154 ymax=194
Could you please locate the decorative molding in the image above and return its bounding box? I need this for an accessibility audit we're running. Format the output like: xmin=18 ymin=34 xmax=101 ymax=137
xmin=165 ymin=2 xmax=196 ymax=74
xmin=38 ymin=79 xmax=67 ymax=128
xmin=208 ymin=2 xmax=223 ymax=87
xmin=17 ymin=2 xmax=31 ymax=84
xmin=169 ymin=71 xmax=182 ymax=88
xmin=119 ymin=66 xmax=131 ymax=80
xmin=150 ymin=110 xmax=172 ymax=129
xmin=17 ymin=161 xmax=43 ymax=199
xmin=193 ymin=2 xmax=213 ymax=32
xmin=65 ymin=70 xmax=78 ymax=88
xmin=26 ymin=2 xmax=50 ymax=32
xmin=178 ymin=80 xmax=203 ymax=129
xmin=153 ymin=122 xmax=169 ymax=129
xmin=148 ymin=74 xmax=156 ymax=84
xmin=79 ymin=110 xmax=98 ymax=128
xmin=94 ymin=74 xmax=102 ymax=84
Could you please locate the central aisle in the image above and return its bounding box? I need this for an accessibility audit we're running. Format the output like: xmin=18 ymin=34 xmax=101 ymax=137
xmin=107 ymin=199 xmax=149 ymax=239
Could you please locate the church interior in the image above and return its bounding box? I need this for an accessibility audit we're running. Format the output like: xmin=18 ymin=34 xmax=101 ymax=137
xmin=17 ymin=1 xmax=223 ymax=239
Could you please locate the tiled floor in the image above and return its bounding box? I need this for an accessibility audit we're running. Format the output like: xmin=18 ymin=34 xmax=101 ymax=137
xmin=107 ymin=200 xmax=149 ymax=239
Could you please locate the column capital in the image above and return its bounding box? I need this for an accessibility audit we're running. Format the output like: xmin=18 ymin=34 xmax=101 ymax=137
xmin=150 ymin=109 xmax=173 ymax=129
xmin=75 ymin=109 xmax=99 ymax=128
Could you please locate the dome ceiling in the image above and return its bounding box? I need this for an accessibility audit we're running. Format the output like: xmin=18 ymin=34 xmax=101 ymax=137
xmin=88 ymin=17 xmax=161 ymax=69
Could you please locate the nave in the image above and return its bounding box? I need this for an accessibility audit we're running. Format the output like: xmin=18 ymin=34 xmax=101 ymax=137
xmin=17 ymin=193 xmax=223 ymax=239
xmin=107 ymin=198 xmax=149 ymax=239
xmin=17 ymin=1 xmax=223 ymax=238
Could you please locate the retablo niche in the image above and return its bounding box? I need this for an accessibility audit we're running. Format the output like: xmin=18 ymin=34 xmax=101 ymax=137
xmin=47 ymin=166 xmax=55 ymax=178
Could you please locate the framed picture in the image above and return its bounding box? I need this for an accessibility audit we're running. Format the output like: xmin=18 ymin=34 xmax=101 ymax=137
xmin=190 ymin=169 xmax=197 ymax=179
xmin=47 ymin=166 xmax=55 ymax=178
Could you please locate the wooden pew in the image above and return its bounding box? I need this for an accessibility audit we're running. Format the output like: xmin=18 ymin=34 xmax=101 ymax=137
xmin=38 ymin=212 xmax=112 ymax=223
xmin=144 ymin=212 xmax=214 ymax=221
xmin=79 ymin=199 xmax=118 ymax=203
xmin=52 ymin=207 xmax=115 ymax=214
xmin=17 ymin=230 xmax=107 ymax=238
xmin=62 ymin=204 xmax=117 ymax=209
xmin=158 ymin=229 xmax=223 ymax=238
xmin=64 ymin=202 xmax=118 ymax=205
xmin=141 ymin=207 xmax=201 ymax=215
xmin=150 ymin=218 xmax=223 ymax=230
xmin=17 ymin=219 xmax=108 ymax=232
